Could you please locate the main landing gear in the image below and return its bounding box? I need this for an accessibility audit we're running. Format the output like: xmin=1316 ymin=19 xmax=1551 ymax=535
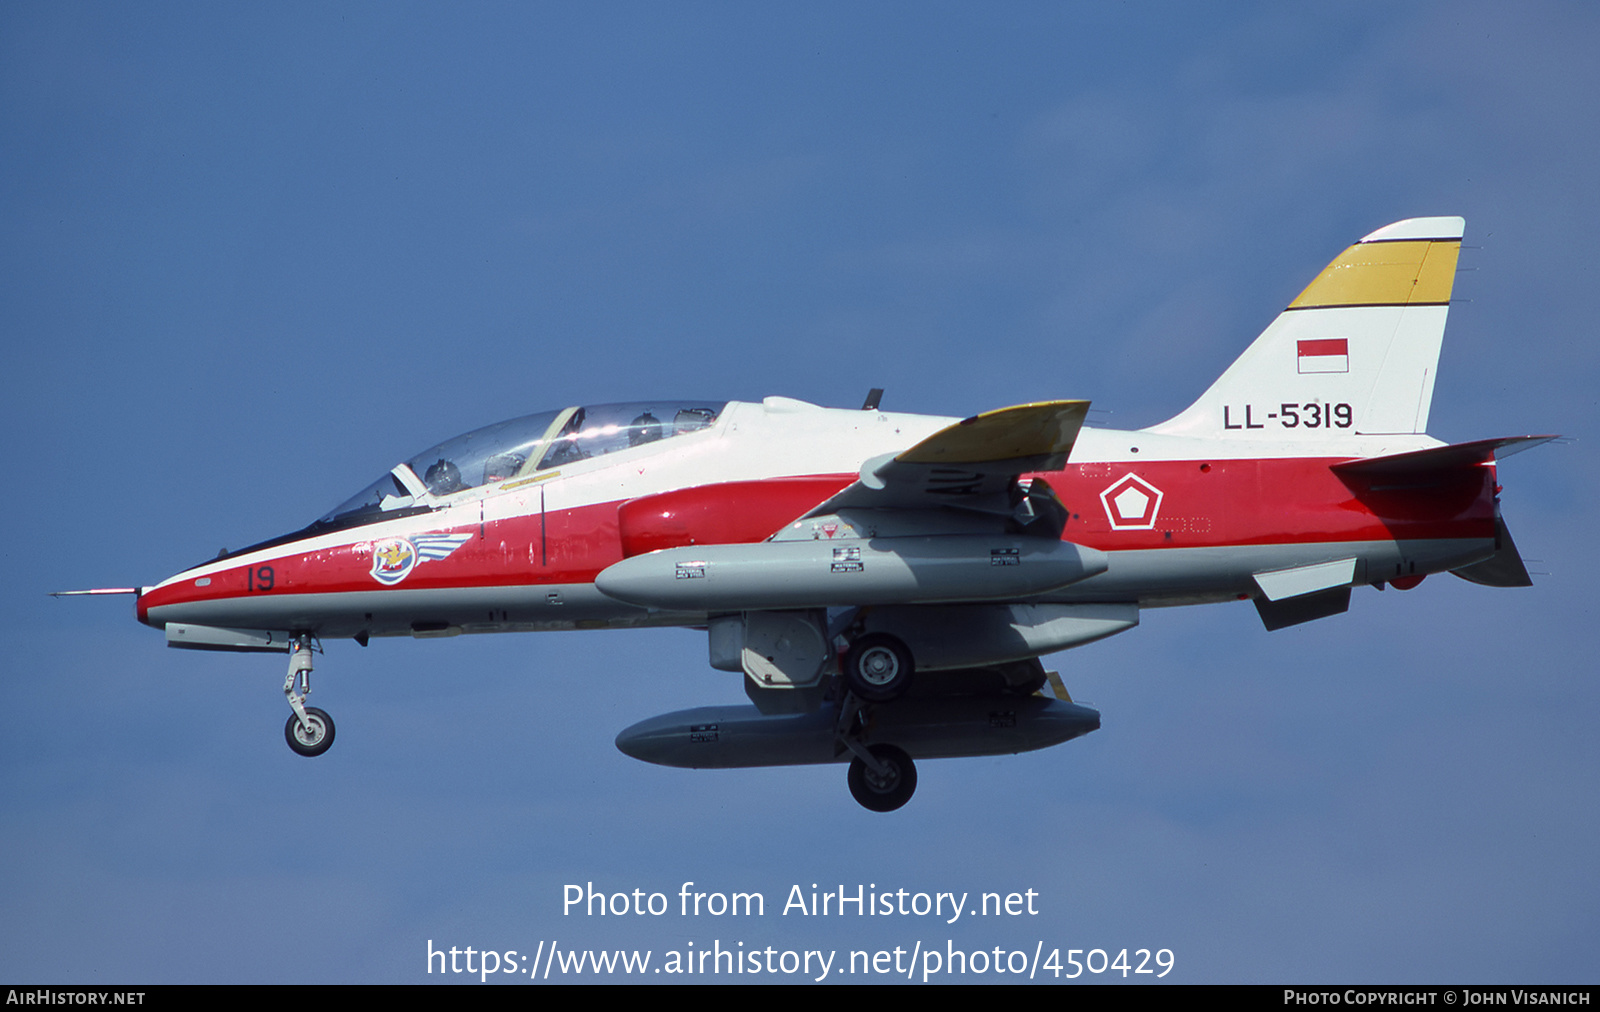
xmin=845 ymin=743 xmax=917 ymax=812
xmin=827 ymin=629 xmax=919 ymax=810
xmin=283 ymin=634 xmax=335 ymax=757
xmin=841 ymin=633 xmax=914 ymax=702
xmin=833 ymin=689 xmax=918 ymax=812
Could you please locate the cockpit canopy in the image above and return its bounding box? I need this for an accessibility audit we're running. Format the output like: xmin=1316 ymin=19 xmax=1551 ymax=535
xmin=320 ymin=401 xmax=725 ymax=526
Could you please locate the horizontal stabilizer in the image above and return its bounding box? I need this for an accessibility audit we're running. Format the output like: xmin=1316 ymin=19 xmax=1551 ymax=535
xmin=1332 ymin=436 xmax=1558 ymax=478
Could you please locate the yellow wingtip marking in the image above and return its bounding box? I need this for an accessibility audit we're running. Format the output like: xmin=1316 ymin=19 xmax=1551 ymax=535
xmin=897 ymin=400 xmax=1090 ymax=465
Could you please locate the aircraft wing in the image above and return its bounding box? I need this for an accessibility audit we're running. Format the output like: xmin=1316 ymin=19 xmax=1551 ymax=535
xmin=802 ymin=400 xmax=1090 ymax=517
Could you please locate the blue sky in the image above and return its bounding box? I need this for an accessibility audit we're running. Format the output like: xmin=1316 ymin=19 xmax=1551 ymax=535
xmin=3 ymin=1 xmax=1596 ymax=984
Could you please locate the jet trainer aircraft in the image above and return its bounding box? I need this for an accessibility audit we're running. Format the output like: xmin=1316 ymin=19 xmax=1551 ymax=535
xmin=80 ymin=217 xmax=1552 ymax=810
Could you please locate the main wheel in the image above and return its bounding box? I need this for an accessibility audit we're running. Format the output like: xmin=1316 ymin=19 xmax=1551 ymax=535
xmin=843 ymin=633 xmax=914 ymax=702
xmin=285 ymin=707 xmax=336 ymax=757
xmin=847 ymin=744 xmax=917 ymax=812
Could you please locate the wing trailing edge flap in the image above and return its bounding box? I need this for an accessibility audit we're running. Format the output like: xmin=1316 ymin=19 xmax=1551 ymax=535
xmin=802 ymin=400 xmax=1091 ymax=521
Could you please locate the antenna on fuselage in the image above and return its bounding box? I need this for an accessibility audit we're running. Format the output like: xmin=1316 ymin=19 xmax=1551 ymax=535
xmin=861 ymin=388 xmax=884 ymax=411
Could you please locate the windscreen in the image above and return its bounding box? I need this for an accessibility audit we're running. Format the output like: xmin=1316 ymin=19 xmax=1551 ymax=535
xmin=318 ymin=401 xmax=724 ymax=526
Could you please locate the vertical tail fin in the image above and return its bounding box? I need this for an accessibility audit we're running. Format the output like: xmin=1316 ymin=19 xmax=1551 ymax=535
xmin=1148 ymin=217 xmax=1464 ymax=440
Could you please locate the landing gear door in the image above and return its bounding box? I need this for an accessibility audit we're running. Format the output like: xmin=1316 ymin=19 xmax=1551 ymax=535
xmin=708 ymin=611 xmax=830 ymax=690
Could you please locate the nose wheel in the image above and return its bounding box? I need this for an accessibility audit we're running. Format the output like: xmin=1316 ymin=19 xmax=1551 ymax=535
xmin=285 ymin=706 xmax=336 ymax=757
xmin=283 ymin=635 xmax=335 ymax=757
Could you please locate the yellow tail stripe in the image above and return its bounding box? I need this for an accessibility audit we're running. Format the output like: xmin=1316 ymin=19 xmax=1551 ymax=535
xmin=1288 ymin=238 xmax=1461 ymax=309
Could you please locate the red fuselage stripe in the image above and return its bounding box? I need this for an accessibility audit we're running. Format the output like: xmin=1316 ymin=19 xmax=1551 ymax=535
xmin=139 ymin=456 xmax=1497 ymax=619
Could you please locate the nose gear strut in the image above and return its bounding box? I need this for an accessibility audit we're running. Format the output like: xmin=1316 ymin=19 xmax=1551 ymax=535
xmin=283 ymin=634 xmax=335 ymax=757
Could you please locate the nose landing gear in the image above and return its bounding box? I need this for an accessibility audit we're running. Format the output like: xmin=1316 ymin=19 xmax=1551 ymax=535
xmin=283 ymin=635 xmax=335 ymax=757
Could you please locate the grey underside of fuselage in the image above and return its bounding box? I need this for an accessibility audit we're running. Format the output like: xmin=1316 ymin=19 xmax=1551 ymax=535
xmin=146 ymin=537 xmax=1493 ymax=640
xmin=149 ymin=582 xmax=694 ymax=640
xmin=1073 ymin=536 xmax=1491 ymax=608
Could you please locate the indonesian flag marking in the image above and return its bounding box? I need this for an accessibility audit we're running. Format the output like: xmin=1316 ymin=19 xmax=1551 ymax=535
xmin=1298 ymin=337 xmax=1349 ymax=374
